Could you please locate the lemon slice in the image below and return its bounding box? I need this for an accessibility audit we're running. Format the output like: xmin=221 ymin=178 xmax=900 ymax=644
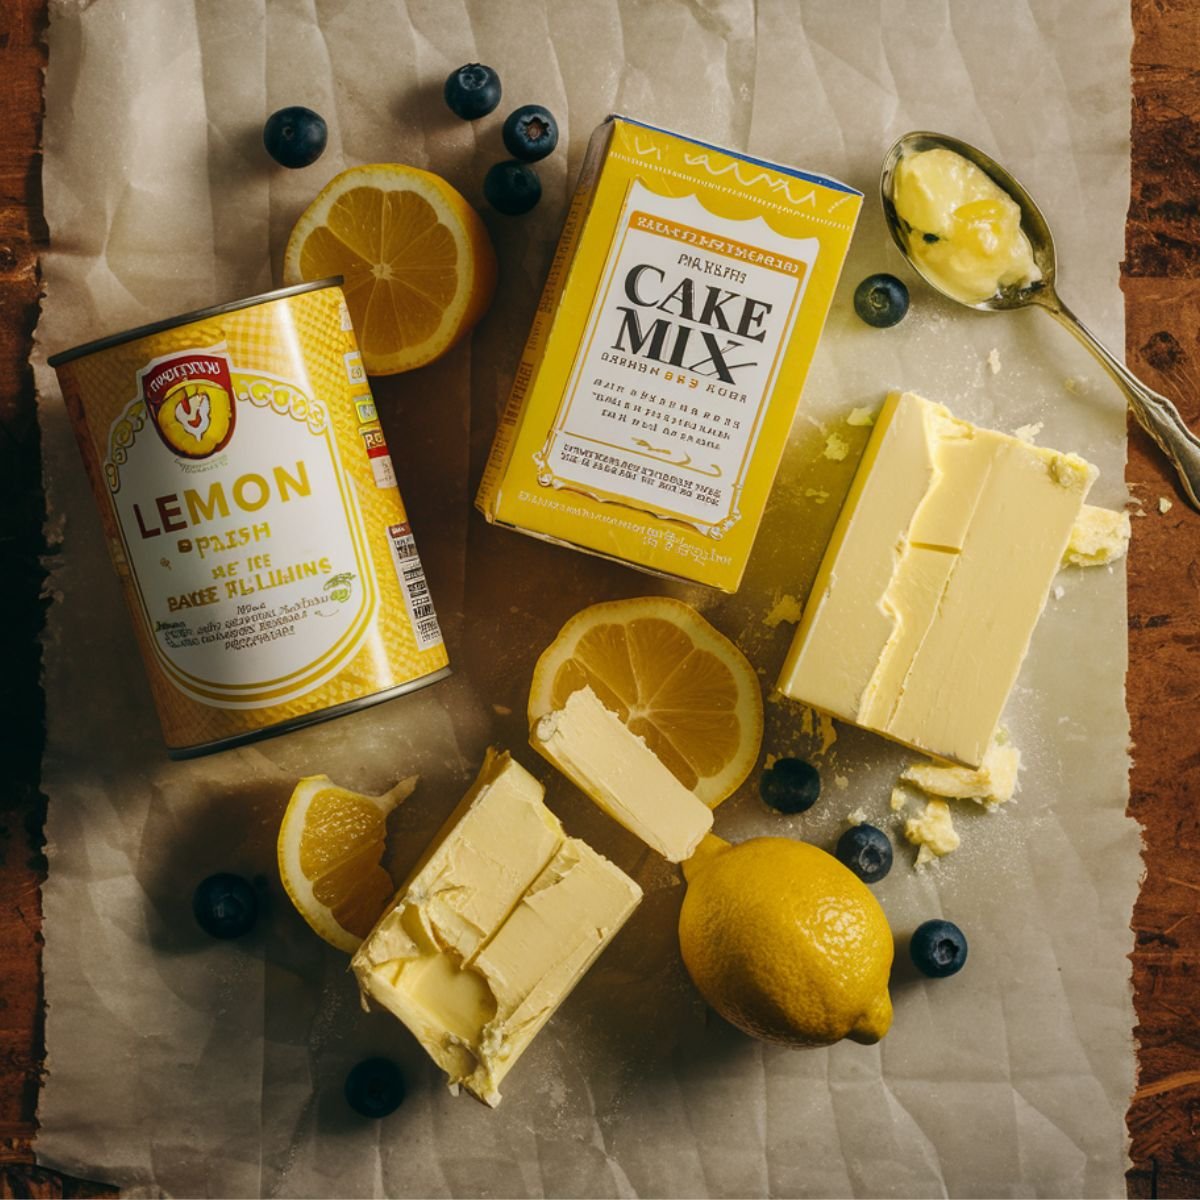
xmin=528 ymin=597 xmax=763 ymax=807
xmin=277 ymin=774 xmax=417 ymax=953
xmin=282 ymin=164 xmax=497 ymax=375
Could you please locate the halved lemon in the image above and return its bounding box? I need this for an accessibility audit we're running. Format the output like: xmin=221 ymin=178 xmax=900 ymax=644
xmin=282 ymin=163 xmax=497 ymax=375
xmin=528 ymin=597 xmax=763 ymax=807
xmin=277 ymin=774 xmax=417 ymax=953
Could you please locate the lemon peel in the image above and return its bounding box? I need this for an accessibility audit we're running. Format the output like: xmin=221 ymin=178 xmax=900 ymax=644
xmin=679 ymin=837 xmax=893 ymax=1047
xmin=277 ymin=774 xmax=416 ymax=953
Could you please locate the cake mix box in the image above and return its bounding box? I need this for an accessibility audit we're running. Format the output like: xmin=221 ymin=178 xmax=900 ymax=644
xmin=476 ymin=115 xmax=862 ymax=592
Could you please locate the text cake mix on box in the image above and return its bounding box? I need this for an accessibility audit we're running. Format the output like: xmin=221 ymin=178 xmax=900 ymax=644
xmin=476 ymin=115 xmax=862 ymax=592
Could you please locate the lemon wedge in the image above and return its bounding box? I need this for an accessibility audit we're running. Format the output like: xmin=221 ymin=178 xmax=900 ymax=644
xmin=277 ymin=774 xmax=416 ymax=953
xmin=527 ymin=597 xmax=763 ymax=807
xmin=283 ymin=163 xmax=496 ymax=375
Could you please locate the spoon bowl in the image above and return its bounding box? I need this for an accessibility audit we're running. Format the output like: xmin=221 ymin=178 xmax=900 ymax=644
xmin=880 ymin=131 xmax=1057 ymax=311
xmin=879 ymin=129 xmax=1200 ymax=508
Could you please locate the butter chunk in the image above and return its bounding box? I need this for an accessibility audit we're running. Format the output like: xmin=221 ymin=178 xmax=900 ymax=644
xmin=531 ymin=685 xmax=712 ymax=862
xmin=777 ymin=390 xmax=1095 ymax=768
xmin=351 ymin=749 xmax=641 ymax=1106
xmin=472 ymin=840 xmax=641 ymax=1076
xmin=400 ymin=748 xmax=563 ymax=961
xmin=902 ymin=730 xmax=1021 ymax=807
xmin=905 ymin=799 xmax=960 ymax=865
xmin=1062 ymin=504 xmax=1131 ymax=567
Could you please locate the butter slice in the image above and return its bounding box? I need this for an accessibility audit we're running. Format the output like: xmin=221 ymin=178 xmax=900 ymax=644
xmin=778 ymin=391 xmax=1095 ymax=768
xmin=531 ymin=685 xmax=713 ymax=862
xmin=351 ymin=750 xmax=641 ymax=1106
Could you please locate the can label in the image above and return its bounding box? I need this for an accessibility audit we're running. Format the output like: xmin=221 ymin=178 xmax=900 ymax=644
xmin=55 ymin=284 xmax=449 ymax=752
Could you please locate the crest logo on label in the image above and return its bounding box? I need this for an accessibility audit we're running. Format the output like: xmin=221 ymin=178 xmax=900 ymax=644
xmin=138 ymin=348 xmax=237 ymax=460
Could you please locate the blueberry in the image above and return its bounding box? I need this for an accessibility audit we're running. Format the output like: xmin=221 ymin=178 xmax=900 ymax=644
xmin=344 ymin=1057 xmax=405 ymax=1118
xmin=910 ymin=919 xmax=969 ymax=978
xmin=502 ymin=105 xmax=559 ymax=162
xmin=262 ymin=106 xmax=327 ymax=169
xmin=759 ymin=757 xmax=820 ymax=814
xmin=192 ymin=873 xmax=258 ymax=939
xmin=853 ymin=273 xmax=910 ymax=328
xmin=443 ymin=63 xmax=502 ymax=120
xmin=835 ymin=823 xmax=893 ymax=884
xmin=484 ymin=160 xmax=542 ymax=215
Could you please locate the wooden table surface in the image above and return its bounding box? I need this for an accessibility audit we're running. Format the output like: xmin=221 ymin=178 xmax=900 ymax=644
xmin=2 ymin=2 xmax=1199 ymax=1196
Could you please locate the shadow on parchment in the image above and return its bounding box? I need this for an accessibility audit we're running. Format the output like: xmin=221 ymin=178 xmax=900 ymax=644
xmin=135 ymin=774 xmax=294 ymax=958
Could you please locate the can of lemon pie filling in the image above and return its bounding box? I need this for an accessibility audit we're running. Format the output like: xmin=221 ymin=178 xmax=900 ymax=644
xmin=49 ymin=279 xmax=450 ymax=758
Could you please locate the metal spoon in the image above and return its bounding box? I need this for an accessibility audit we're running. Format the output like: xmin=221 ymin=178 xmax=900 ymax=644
xmin=881 ymin=130 xmax=1200 ymax=509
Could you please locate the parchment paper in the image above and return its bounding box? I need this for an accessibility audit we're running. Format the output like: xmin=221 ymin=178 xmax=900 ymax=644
xmin=33 ymin=1 xmax=1138 ymax=1196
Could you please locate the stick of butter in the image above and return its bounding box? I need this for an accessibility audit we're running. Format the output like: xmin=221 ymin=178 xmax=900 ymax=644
xmin=777 ymin=391 xmax=1096 ymax=768
xmin=350 ymin=749 xmax=641 ymax=1106
xmin=531 ymin=685 xmax=713 ymax=862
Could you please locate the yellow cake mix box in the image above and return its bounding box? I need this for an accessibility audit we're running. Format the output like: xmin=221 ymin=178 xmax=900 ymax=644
xmin=476 ymin=115 xmax=862 ymax=591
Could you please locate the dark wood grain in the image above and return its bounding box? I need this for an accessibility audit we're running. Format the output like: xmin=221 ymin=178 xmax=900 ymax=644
xmin=0 ymin=1 xmax=113 ymax=1195
xmin=1 ymin=1 xmax=1199 ymax=1196
xmin=0 ymin=0 xmax=49 ymax=1170
xmin=1125 ymin=2 xmax=1200 ymax=1196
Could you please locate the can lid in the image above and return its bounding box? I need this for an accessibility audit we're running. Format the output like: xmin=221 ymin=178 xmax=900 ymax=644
xmin=46 ymin=277 xmax=345 ymax=368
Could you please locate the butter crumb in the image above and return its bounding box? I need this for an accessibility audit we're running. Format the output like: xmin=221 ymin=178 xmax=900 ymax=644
xmin=816 ymin=713 xmax=838 ymax=756
xmin=834 ymin=774 xmax=849 ymax=791
xmin=823 ymin=432 xmax=851 ymax=462
xmin=764 ymin=753 xmax=779 ymax=770
xmin=1062 ymin=505 xmax=1131 ymax=567
xmin=804 ymin=487 xmax=831 ymax=504
xmin=1053 ymin=584 xmax=1066 ymax=601
xmin=1159 ymin=497 xmax=1174 ymax=514
xmin=795 ymin=705 xmax=837 ymax=755
xmin=846 ymin=807 xmax=867 ymax=825
xmin=847 ymin=406 xmax=876 ymax=427
xmin=987 ymin=347 xmax=1002 ymax=375
xmin=889 ymin=787 xmax=908 ymax=812
xmin=492 ymin=704 xmax=512 ymax=716
xmin=762 ymin=593 xmax=804 ymax=628
xmin=905 ymin=799 xmax=959 ymax=864
xmin=1013 ymin=421 xmax=1043 ymax=443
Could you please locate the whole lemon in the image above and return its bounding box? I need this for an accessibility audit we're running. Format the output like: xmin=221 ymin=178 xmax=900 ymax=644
xmin=678 ymin=836 xmax=894 ymax=1047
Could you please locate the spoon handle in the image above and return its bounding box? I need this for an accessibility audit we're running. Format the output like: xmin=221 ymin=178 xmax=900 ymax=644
xmin=1039 ymin=297 xmax=1200 ymax=509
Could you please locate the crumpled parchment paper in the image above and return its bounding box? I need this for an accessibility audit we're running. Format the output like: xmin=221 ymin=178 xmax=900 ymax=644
xmin=33 ymin=1 xmax=1137 ymax=1196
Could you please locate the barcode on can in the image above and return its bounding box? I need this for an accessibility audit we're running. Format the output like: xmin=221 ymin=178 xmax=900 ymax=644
xmin=387 ymin=522 xmax=443 ymax=652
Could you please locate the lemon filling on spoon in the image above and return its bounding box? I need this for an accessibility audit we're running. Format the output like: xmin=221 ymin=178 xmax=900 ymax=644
xmin=893 ymin=146 xmax=1041 ymax=304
